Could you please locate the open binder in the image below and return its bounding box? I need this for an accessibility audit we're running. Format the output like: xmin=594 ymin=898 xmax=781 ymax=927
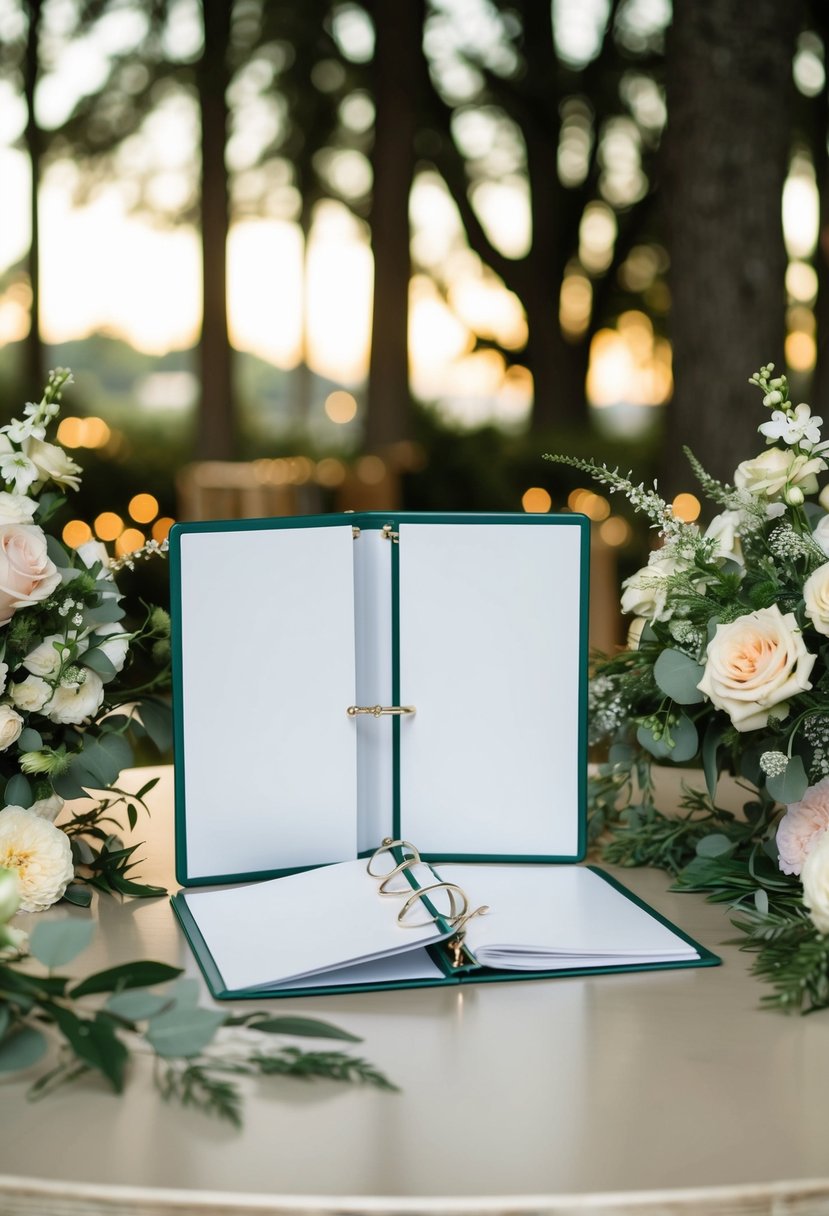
xmin=169 ymin=512 xmax=719 ymax=999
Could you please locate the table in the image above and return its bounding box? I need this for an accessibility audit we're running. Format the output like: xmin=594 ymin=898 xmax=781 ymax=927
xmin=1 ymin=767 xmax=829 ymax=1216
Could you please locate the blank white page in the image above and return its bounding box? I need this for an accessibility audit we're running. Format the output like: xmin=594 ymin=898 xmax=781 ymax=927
xmin=438 ymin=865 xmax=698 ymax=966
xmin=178 ymin=524 xmax=358 ymax=879
xmin=180 ymin=860 xmax=448 ymax=991
xmin=353 ymin=528 xmax=394 ymax=851
xmin=397 ymin=522 xmax=583 ymax=856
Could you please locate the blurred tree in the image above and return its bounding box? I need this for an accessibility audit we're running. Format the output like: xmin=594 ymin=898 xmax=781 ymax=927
xmin=663 ymin=0 xmax=802 ymax=491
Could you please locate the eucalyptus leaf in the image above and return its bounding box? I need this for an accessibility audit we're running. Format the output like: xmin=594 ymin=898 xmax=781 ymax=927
xmin=653 ymin=649 xmax=705 ymax=705
xmin=137 ymin=699 xmax=173 ymax=753
xmin=82 ymin=648 xmax=118 ymax=680
xmin=83 ymin=601 xmax=126 ymax=626
xmin=45 ymin=535 xmax=70 ymax=568
xmin=17 ymin=728 xmax=42 ymax=752
xmin=608 ymin=744 xmax=635 ymax=767
xmin=640 ymin=622 xmax=658 ymax=644
xmin=695 ymin=833 xmax=735 ymax=859
xmin=638 ymin=714 xmax=699 ymax=763
xmin=0 ymin=1006 xmax=8 ymax=1040
xmin=94 ymin=732 xmax=133 ymax=773
xmin=167 ymin=978 xmax=201 ymax=1009
xmin=145 ymin=1007 xmax=225 ymax=1058
xmin=0 ymin=1026 xmax=47 ymax=1073
xmin=4 ymin=774 xmax=33 ymax=808
xmin=246 ymin=1015 xmax=361 ymax=1042
xmin=106 ymin=989 xmax=170 ymax=1020
xmin=767 ymin=755 xmax=809 ymax=805
xmin=70 ymin=960 xmax=182 ymax=998
xmin=636 ymin=722 xmax=672 ymax=760
xmin=755 ymin=888 xmax=770 ymax=915
xmin=30 ymin=919 xmax=94 ymax=968
xmin=62 ymin=883 xmax=93 ymax=908
xmin=48 ymin=1005 xmax=128 ymax=1092
xmin=702 ymin=722 xmax=726 ymax=802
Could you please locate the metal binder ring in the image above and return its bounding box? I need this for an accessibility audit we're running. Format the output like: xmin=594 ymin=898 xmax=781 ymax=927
xmin=378 ymin=856 xmax=423 ymax=895
xmin=397 ymin=882 xmax=468 ymax=929
xmin=366 ymin=838 xmax=421 ymax=878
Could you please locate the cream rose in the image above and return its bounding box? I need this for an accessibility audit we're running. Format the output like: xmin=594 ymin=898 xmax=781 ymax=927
xmin=801 ymin=827 xmax=829 ymax=934
xmin=813 ymin=514 xmax=829 ymax=557
xmin=704 ymin=509 xmax=744 ymax=565
xmin=0 ymin=705 xmax=23 ymax=752
xmin=0 ymin=492 xmax=36 ymax=524
xmin=23 ymin=438 xmax=81 ymax=491
xmin=23 ymin=633 xmax=66 ymax=677
xmin=0 ymin=807 xmax=73 ymax=911
xmin=0 ymin=523 xmax=62 ymax=626
xmin=45 ymin=668 xmax=104 ymax=725
xmin=697 ymin=604 xmax=816 ymax=732
xmin=620 ymin=552 xmax=688 ymax=622
xmin=10 ymin=675 xmax=52 ymax=713
xmin=804 ymin=562 xmax=829 ymax=637
xmin=733 ymin=448 xmax=825 ymax=501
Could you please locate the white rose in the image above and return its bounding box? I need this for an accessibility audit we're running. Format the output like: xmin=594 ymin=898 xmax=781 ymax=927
xmin=29 ymin=794 xmax=64 ymax=823
xmin=0 ymin=523 xmax=62 ymax=626
xmin=820 ymin=485 xmax=829 ymax=513
xmin=620 ymin=552 xmax=688 ymax=622
xmin=89 ymin=623 xmax=130 ymax=674
xmin=45 ymin=668 xmax=104 ymax=725
xmin=801 ymin=827 xmax=829 ymax=934
xmin=704 ymin=509 xmax=744 ymax=566
xmin=0 ymin=807 xmax=73 ymax=911
xmin=697 ymin=604 xmax=816 ymax=732
xmin=0 ymin=705 xmax=23 ymax=752
xmin=76 ymin=539 xmax=112 ymax=575
xmin=626 ymin=617 xmax=646 ymax=650
xmin=23 ymin=437 xmax=81 ymax=491
xmin=733 ymin=448 xmax=825 ymax=501
xmin=10 ymin=675 xmax=52 ymax=713
xmin=0 ymin=492 xmax=36 ymax=524
xmin=23 ymin=633 xmax=66 ymax=677
xmin=804 ymin=562 xmax=829 ymax=637
xmin=0 ymin=662 xmax=8 ymax=696
xmin=812 ymin=514 xmax=829 ymax=557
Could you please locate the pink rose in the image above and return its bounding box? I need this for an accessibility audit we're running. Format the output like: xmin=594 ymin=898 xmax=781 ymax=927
xmin=0 ymin=524 xmax=61 ymax=626
xmin=776 ymin=776 xmax=829 ymax=876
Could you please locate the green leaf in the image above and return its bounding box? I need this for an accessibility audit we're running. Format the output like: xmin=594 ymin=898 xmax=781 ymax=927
xmin=167 ymin=977 xmax=201 ymax=1009
xmin=702 ymin=722 xmax=726 ymax=802
xmin=653 ymin=649 xmax=705 ymax=705
xmin=62 ymin=884 xmax=93 ymax=908
xmin=145 ymin=1007 xmax=225 ymax=1058
xmin=767 ymin=755 xmax=809 ymax=805
xmin=53 ymin=764 xmax=95 ymax=801
xmin=755 ymin=888 xmax=770 ymax=915
xmin=105 ymin=989 xmax=169 ymax=1020
xmin=608 ymin=744 xmax=634 ymax=767
xmin=82 ymin=648 xmax=117 ymax=680
xmin=70 ymin=961 xmax=182 ymax=998
xmin=83 ymin=601 xmax=126 ymax=626
xmin=46 ymin=535 xmax=70 ymax=568
xmin=246 ymin=1015 xmax=362 ymax=1042
xmin=30 ymin=919 xmax=94 ymax=968
xmin=17 ymin=728 xmax=42 ymax=751
xmin=4 ymin=774 xmax=33 ymax=808
xmin=137 ymin=698 xmax=172 ymax=752
xmin=127 ymin=803 xmax=137 ymax=831
xmin=0 ymin=1026 xmax=48 ymax=1073
xmin=94 ymin=732 xmax=133 ymax=773
xmin=636 ymin=714 xmax=698 ymax=763
xmin=0 ymin=1006 xmax=8 ymax=1040
xmin=47 ymin=1004 xmax=128 ymax=1092
xmin=695 ymin=833 xmax=736 ymax=859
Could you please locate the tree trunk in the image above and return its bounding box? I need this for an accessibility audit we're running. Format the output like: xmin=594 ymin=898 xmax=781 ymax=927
xmin=196 ymin=0 xmax=234 ymax=460
xmin=365 ymin=0 xmax=423 ymax=449
xmin=663 ymin=0 xmax=801 ymax=497
xmin=23 ymin=0 xmax=43 ymax=391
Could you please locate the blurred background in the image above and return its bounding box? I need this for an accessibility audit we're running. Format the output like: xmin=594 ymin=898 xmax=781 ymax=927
xmin=0 ymin=0 xmax=825 ymax=649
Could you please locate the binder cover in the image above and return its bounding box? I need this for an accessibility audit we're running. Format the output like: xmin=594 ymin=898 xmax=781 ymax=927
xmin=169 ymin=512 xmax=719 ymax=998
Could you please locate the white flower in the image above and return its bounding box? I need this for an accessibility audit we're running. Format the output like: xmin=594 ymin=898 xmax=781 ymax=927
xmin=76 ymin=539 xmax=112 ymax=573
xmin=620 ymin=551 xmax=689 ymax=622
xmin=0 ymin=452 xmax=39 ymax=495
xmin=626 ymin=617 xmax=646 ymax=650
xmin=0 ymin=705 xmax=24 ymax=752
xmin=812 ymin=515 xmax=829 ymax=557
xmin=801 ymin=826 xmax=829 ymax=934
xmin=733 ymin=448 xmax=825 ymax=501
xmin=10 ymin=675 xmax=52 ymax=713
xmin=23 ymin=438 xmax=81 ymax=491
xmin=45 ymin=668 xmax=104 ymax=725
xmin=22 ymin=634 xmax=66 ymax=678
xmin=697 ymin=604 xmax=816 ymax=732
xmin=2 ymin=416 xmax=46 ymax=444
xmin=0 ymin=865 xmax=19 ymax=922
xmin=0 ymin=492 xmax=36 ymax=524
xmin=29 ymin=794 xmax=64 ymax=823
xmin=90 ymin=623 xmax=130 ymax=674
xmin=804 ymin=562 xmax=829 ymax=637
xmin=704 ymin=509 xmax=744 ymax=566
xmin=0 ymin=807 xmax=73 ymax=912
xmin=0 ymin=523 xmax=62 ymax=626
xmin=759 ymin=403 xmax=823 ymax=448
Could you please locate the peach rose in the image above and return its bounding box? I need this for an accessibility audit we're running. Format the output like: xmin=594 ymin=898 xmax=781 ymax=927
xmin=0 ymin=524 xmax=61 ymax=626
xmin=801 ymin=827 xmax=829 ymax=934
xmin=697 ymin=604 xmax=815 ymax=732
xmin=776 ymin=777 xmax=829 ymax=876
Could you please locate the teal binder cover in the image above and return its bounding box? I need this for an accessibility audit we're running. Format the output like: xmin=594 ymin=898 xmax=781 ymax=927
xmin=169 ymin=511 xmax=720 ymax=999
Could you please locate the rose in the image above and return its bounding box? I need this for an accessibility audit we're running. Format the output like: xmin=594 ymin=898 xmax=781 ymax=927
xmin=804 ymin=562 xmax=829 ymax=637
xmin=0 ymin=523 xmax=62 ymax=626
xmin=0 ymin=492 xmax=36 ymax=524
xmin=813 ymin=515 xmax=829 ymax=557
xmin=626 ymin=617 xmax=646 ymax=650
xmin=0 ymin=807 xmax=73 ymax=911
xmin=29 ymin=794 xmax=64 ymax=823
xmin=704 ymin=509 xmax=744 ymax=565
xmin=733 ymin=448 xmax=825 ymax=501
xmin=22 ymin=634 xmax=66 ymax=678
xmin=620 ymin=551 xmax=689 ymax=622
xmin=23 ymin=437 xmax=81 ymax=491
xmin=776 ymin=777 xmax=829 ymax=876
xmin=90 ymin=623 xmax=130 ymax=674
xmin=45 ymin=668 xmax=104 ymax=725
xmin=697 ymin=603 xmax=816 ymax=732
xmin=0 ymin=705 xmax=23 ymax=753
xmin=10 ymin=675 xmax=51 ymax=713
xmin=801 ymin=827 xmax=829 ymax=934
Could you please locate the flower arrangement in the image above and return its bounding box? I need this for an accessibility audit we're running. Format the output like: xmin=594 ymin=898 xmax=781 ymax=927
xmin=547 ymin=364 xmax=829 ymax=1013
xmin=0 ymin=369 xmax=172 ymax=912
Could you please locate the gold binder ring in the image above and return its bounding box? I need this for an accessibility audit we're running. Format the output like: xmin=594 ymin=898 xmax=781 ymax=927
xmin=366 ymin=838 xmax=421 ymax=878
xmin=347 ymin=705 xmax=416 ymax=717
xmin=397 ymin=882 xmax=468 ymax=929
xmin=378 ymin=856 xmax=423 ymax=895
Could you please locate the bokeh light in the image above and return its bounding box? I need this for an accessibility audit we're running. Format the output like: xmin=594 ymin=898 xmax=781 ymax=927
xmin=152 ymin=517 xmax=175 ymax=543
xmin=128 ymin=493 xmax=159 ymax=524
xmin=522 ymin=487 xmax=552 ymax=513
xmin=599 ymin=516 xmax=632 ymax=547
xmin=356 ymin=455 xmax=386 ymax=485
xmin=671 ymin=493 xmax=701 ymax=523
xmin=324 ymin=390 xmax=358 ymax=424
xmin=62 ymin=519 xmax=92 ymax=548
xmin=116 ymin=528 xmax=145 ymax=557
xmin=94 ymin=512 xmax=124 ymax=542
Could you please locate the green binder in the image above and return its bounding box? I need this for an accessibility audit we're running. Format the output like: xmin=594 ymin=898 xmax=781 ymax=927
xmin=169 ymin=511 xmax=719 ymax=998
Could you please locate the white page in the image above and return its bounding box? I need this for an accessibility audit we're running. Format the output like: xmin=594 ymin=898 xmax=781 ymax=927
xmin=178 ymin=524 xmax=358 ymax=878
xmin=273 ymin=948 xmax=444 ymax=990
xmin=181 ymin=859 xmax=449 ymax=992
xmin=398 ymin=522 xmax=583 ymax=856
xmin=352 ymin=528 xmax=394 ymax=851
xmin=437 ymin=865 xmax=698 ymax=968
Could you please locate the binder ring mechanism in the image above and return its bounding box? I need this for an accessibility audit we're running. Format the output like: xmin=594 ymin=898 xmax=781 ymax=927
xmin=367 ymin=838 xmax=489 ymax=969
xmin=347 ymin=704 xmax=416 ymax=718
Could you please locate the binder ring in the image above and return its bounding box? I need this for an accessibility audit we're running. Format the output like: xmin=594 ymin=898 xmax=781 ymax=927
xmin=397 ymin=881 xmax=468 ymax=929
xmin=366 ymin=837 xmax=421 ymax=878
xmin=378 ymin=856 xmax=423 ymax=895
xmin=347 ymin=705 xmax=416 ymax=717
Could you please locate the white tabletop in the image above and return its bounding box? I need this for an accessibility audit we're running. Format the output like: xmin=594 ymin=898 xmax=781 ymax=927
xmin=2 ymin=767 xmax=829 ymax=1215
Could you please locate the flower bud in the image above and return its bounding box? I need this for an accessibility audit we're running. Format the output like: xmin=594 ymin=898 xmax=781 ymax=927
xmin=785 ymin=486 xmax=805 ymax=506
xmin=764 ymin=391 xmax=783 ymax=407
